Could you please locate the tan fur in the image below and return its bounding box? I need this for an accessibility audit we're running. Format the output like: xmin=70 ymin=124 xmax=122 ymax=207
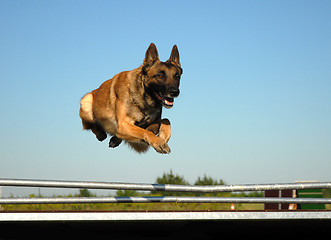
xmin=79 ymin=43 xmax=182 ymax=154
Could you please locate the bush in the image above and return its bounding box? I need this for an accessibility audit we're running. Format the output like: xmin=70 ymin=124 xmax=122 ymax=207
xmin=78 ymin=189 xmax=93 ymax=197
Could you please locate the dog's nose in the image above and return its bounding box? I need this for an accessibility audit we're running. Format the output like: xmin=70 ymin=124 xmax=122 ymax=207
xmin=168 ymin=87 xmax=180 ymax=97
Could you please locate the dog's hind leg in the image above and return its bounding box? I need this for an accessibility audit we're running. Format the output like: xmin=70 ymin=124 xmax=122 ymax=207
xmin=91 ymin=124 xmax=107 ymax=142
xmin=80 ymin=93 xmax=107 ymax=142
xmin=109 ymin=136 xmax=122 ymax=148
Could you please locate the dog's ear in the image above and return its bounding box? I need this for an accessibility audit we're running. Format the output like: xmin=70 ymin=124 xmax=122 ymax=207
xmin=144 ymin=43 xmax=159 ymax=66
xmin=168 ymin=45 xmax=181 ymax=67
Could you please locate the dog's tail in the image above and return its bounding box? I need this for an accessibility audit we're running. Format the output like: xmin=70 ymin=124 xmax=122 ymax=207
xmin=126 ymin=141 xmax=149 ymax=153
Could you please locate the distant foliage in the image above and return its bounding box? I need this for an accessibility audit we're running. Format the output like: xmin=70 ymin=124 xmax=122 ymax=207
xmin=194 ymin=174 xmax=225 ymax=196
xmin=154 ymin=170 xmax=226 ymax=196
xmin=194 ymin=174 xmax=225 ymax=186
xmin=78 ymin=189 xmax=94 ymax=197
xmin=156 ymin=169 xmax=189 ymax=185
xmin=155 ymin=169 xmax=189 ymax=196
xmin=116 ymin=190 xmax=138 ymax=197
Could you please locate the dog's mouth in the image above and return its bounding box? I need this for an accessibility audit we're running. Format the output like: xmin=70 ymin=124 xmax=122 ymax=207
xmin=155 ymin=92 xmax=174 ymax=108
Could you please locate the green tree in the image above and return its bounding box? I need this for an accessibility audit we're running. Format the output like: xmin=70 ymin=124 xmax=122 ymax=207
xmin=155 ymin=170 xmax=189 ymax=196
xmin=194 ymin=175 xmax=225 ymax=196
xmin=194 ymin=175 xmax=225 ymax=186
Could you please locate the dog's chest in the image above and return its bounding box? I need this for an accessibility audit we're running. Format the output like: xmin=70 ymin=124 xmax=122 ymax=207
xmin=135 ymin=108 xmax=161 ymax=128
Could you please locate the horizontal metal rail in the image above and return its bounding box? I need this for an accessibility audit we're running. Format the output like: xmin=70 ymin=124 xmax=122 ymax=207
xmin=1 ymin=178 xmax=330 ymax=206
xmin=0 ymin=178 xmax=330 ymax=193
xmin=1 ymin=196 xmax=331 ymax=205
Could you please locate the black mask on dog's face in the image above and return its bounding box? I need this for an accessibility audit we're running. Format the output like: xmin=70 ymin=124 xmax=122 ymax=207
xmin=142 ymin=43 xmax=182 ymax=108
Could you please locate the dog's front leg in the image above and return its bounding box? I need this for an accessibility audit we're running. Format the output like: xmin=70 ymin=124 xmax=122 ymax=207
xmin=146 ymin=119 xmax=171 ymax=143
xmin=158 ymin=118 xmax=171 ymax=143
xmin=117 ymin=121 xmax=170 ymax=154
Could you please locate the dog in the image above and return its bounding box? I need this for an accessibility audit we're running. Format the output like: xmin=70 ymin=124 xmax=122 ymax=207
xmin=79 ymin=43 xmax=182 ymax=154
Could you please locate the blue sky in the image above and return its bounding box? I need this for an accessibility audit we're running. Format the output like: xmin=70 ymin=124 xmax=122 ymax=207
xmin=0 ymin=1 xmax=330 ymax=196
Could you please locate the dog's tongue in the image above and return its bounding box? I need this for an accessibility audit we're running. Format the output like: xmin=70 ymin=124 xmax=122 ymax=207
xmin=164 ymin=98 xmax=173 ymax=106
xmin=156 ymin=92 xmax=174 ymax=107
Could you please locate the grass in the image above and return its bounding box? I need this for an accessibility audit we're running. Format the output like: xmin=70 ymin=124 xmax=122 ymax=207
xmin=0 ymin=192 xmax=264 ymax=212
xmin=1 ymin=202 xmax=264 ymax=212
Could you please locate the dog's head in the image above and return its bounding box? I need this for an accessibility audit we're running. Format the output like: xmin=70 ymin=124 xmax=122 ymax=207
xmin=142 ymin=43 xmax=182 ymax=109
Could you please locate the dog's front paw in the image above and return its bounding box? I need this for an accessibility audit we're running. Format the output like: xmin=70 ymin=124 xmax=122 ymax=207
xmin=151 ymin=138 xmax=171 ymax=154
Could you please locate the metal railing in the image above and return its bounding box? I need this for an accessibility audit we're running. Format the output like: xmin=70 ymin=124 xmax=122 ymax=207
xmin=0 ymin=178 xmax=330 ymax=205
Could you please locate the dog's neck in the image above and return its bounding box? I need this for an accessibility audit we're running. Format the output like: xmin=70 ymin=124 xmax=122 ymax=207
xmin=129 ymin=67 xmax=162 ymax=111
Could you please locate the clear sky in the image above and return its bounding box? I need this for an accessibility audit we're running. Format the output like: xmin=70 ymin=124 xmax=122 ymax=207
xmin=0 ymin=1 xmax=330 ymax=196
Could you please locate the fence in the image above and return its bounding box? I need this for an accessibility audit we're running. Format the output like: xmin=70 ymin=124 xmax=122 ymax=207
xmin=0 ymin=178 xmax=330 ymax=205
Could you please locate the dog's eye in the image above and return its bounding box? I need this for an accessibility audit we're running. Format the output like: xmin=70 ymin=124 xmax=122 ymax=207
xmin=156 ymin=73 xmax=165 ymax=79
xmin=174 ymin=73 xmax=180 ymax=80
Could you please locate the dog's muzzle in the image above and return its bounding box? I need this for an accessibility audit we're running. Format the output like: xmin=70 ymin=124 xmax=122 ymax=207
xmin=155 ymin=86 xmax=180 ymax=109
xmin=168 ymin=86 xmax=180 ymax=98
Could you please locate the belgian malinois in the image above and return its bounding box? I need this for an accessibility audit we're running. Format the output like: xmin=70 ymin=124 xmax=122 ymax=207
xmin=79 ymin=43 xmax=182 ymax=154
